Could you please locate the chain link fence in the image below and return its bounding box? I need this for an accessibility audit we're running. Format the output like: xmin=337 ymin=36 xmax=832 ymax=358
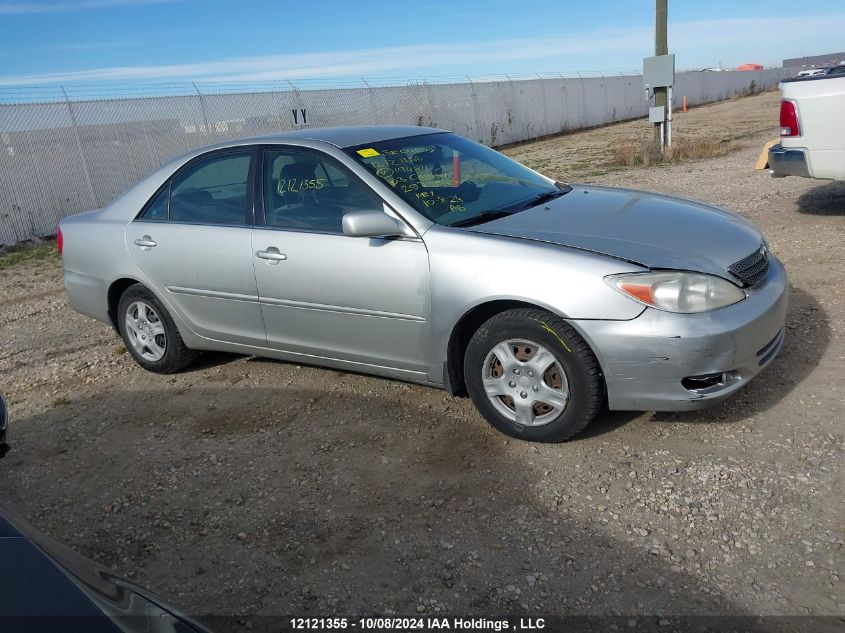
xmin=0 ymin=68 xmax=792 ymax=246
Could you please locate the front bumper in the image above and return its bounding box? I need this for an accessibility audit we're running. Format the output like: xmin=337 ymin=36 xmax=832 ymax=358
xmin=767 ymin=144 xmax=810 ymax=178
xmin=575 ymin=256 xmax=788 ymax=412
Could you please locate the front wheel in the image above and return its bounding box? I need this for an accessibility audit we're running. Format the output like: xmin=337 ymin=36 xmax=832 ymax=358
xmin=464 ymin=308 xmax=603 ymax=442
xmin=117 ymin=283 xmax=198 ymax=373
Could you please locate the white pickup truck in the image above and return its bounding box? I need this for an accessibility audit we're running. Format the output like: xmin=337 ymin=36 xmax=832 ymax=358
xmin=766 ymin=73 xmax=845 ymax=181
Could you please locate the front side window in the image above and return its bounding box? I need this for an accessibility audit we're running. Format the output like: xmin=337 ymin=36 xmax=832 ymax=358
xmin=169 ymin=151 xmax=252 ymax=225
xmin=345 ymin=132 xmax=566 ymax=227
xmin=263 ymin=149 xmax=380 ymax=233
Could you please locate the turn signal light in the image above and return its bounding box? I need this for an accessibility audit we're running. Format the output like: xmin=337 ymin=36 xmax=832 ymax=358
xmin=619 ymin=282 xmax=653 ymax=304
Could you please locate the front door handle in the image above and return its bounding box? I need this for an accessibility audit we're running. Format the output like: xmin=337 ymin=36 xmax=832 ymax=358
xmin=255 ymin=248 xmax=287 ymax=264
xmin=134 ymin=236 xmax=157 ymax=249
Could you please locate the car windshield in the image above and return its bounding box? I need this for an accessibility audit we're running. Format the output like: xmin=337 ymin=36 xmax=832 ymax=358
xmin=345 ymin=132 xmax=565 ymax=226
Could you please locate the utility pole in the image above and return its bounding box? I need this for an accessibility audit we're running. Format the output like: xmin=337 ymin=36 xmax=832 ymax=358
xmin=653 ymin=0 xmax=668 ymax=147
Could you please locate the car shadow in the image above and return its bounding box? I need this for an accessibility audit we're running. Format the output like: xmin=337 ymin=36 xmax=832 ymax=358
xmin=2 ymin=386 xmax=758 ymax=632
xmin=795 ymin=181 xmax=845 ymax=215
xmin=184 ymin=350 xmax=244 ymax=372
xmin=577 ymin=409 xmax=641 ymax=440
xmin=650 ymin=285 xmax=830 ymax=426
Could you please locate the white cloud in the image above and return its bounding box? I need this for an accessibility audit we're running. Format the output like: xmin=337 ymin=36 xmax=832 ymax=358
xmin=0 ymin=0 xmax=179 ymax=14
xmin=0 ymin=12 xmax=843 ymax=85
xmin=0 ymin=27 xmax=648 ymax=85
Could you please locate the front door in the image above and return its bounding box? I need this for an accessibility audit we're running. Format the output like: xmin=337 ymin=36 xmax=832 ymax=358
xmin=251 ymin=147 xmax=431 ymax=375
xmin=127 ymin=148 xmax=266 ymax=346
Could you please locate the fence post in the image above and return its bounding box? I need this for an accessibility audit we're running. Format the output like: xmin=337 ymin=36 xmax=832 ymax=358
xmin=536 ymin=73 xmax=550 ymax=136
xmin=192 ymin=82 xmax=211 ymax=135
xmin=424 ymin=80 xmax=434 ymax=128
xmin=361 ymin=79 xmax=378 ymax=126
xmin=61 ymin=86 xmax=98 ymax=209
xmin=465 ymin=76 xmax=483 ymax=144
xmin=286 ymin=80 xmax=305 ymax=128
xmin=503 ymin=74 xmax=518 ymax=143
xmin=557 ymin=73 xmax=568 ymax=134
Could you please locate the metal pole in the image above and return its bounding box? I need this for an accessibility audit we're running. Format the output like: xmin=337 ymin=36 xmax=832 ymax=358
xmin=361 ymin=79 xmax=378 ymax=126
xmin=192 ymin=81 xmax=211 ymax=136
xmin=465 ymin=76 xmax=483 ymax=144
xmin=285 ymin=79 xmax=301 ymax=127
xmin=536 ymin=72 xmax=550 ymax=135
xmin=653 ymin=0 xmax=668 ymax=148
xmin=666 ymin=85 xmax=673 ymax=148
xmin=423 ymin=80 xmax=434 ymax=128
xmin=503 ymin=74 xmax=519 ymax=142
xmin=61 ymin=86 xmax=98 ymax=208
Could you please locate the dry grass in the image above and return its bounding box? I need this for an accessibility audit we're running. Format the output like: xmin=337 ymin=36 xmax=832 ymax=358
xmin=610 ymin=136 xmax=737 ymax=168
xmin=0 ymin=241 xmax=58 ymax=271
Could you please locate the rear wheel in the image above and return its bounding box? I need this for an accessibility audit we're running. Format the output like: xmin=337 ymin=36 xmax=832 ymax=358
xmin=464 ymin=308 xmax=603 ymax=442
xmin=117 ymin=284 xmax=198 ymax=373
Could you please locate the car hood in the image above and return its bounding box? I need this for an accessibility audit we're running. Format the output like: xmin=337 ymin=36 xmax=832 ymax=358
xmin=468 ymin=184 xmax=763 ymax=280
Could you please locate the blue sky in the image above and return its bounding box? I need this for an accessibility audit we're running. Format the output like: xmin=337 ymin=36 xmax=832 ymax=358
xmin=0 ymin=0 xmax=844 ymax=86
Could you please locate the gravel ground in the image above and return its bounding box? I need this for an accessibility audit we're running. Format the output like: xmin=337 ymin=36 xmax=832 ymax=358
xmin=0 ymin=91 xmax=843 ymax=631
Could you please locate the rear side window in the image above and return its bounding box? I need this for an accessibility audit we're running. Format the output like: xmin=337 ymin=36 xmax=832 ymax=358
xmin=169 ymin=151 xmax=251 ymax=225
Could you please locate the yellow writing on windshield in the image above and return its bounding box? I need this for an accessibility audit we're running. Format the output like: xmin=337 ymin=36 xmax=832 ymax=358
xmin=365 ymin=145 xmax=467 ymax=213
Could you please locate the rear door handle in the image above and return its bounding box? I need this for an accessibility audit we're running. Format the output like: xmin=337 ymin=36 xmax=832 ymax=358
xmin=255 ymin=248 xmax=287 ymax=262
xmin=134 ymin=236 xmax=157 ymax=248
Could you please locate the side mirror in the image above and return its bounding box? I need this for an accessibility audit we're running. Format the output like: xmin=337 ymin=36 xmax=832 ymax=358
xmin=0 ymin=395 xmax=8 ymax=458
xmin=342 ymin=209 xmax=408 ymax=239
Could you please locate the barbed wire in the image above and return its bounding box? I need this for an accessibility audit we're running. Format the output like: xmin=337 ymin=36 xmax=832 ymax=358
xmin=0 ymin=70 xmax=654 ymax=105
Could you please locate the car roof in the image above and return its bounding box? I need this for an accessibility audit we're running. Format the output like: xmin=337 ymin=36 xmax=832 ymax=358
xmin=249 ymin=125 xmax=448 ymax=149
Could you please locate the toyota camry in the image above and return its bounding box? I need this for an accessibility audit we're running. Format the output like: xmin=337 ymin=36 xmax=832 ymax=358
xmin=59 ymin=127 xmax=787 ymax=442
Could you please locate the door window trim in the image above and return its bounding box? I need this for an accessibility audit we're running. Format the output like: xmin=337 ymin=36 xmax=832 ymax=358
xmin=134 ymin=146 xmax=259 ymax=227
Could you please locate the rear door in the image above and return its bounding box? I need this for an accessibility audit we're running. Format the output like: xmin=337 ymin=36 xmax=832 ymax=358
xmin=251 ymin=146 xmax=431 ymax=376
xmin=127 ymin=147 xmax=266 ymax=346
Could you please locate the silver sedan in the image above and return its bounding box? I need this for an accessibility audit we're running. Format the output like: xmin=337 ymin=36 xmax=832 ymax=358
xmin=59 ymin=126 xmax=787 ymax=442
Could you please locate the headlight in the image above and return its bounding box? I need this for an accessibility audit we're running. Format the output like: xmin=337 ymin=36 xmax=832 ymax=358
xmin=606 ymin=271 xmax=746 ymax=313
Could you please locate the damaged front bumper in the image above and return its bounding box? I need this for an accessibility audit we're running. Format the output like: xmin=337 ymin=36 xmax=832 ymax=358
xmin=574 ymin=256 xmax=788 ymax=412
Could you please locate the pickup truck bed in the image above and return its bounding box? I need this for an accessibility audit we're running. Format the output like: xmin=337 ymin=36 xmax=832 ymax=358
xmin=768 ymin=73 xmax=845 ymax=181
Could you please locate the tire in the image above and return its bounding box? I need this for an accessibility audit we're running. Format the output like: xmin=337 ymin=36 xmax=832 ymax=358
xmin=117 ymin=283 xmax=198 ymax=374
xmin=464 ymin=308 xmax=603 ymax=442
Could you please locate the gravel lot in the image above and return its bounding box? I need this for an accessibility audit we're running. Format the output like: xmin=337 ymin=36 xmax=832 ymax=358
xmin=1 ymin=91 xmax=843 ymax=631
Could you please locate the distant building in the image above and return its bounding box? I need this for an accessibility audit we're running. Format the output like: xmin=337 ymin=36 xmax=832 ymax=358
xmin=783 ymin=52 xmax=845 ymax=69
